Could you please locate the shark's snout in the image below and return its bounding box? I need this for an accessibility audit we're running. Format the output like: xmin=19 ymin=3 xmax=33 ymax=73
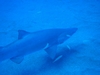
xmin=67 ymin=28 xmax=78 ymax=35
xmin=72 ymin=28 xmax=78 ymax=32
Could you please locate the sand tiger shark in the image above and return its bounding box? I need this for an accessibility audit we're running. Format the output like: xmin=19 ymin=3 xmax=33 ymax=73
xmin=0 ymin=28 xmax=77 ymax=64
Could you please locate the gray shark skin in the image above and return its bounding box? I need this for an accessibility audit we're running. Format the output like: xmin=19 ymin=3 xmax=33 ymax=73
xmin=0 ymin=28 xmax=77 ymax=64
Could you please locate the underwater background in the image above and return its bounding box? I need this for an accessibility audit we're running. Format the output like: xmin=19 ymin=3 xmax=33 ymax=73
xmin=0 ymin=0 xmax=100 ymax=75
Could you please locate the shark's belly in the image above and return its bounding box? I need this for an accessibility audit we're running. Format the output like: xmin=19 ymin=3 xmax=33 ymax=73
xmin=13 ymin=37 xmax=48 ymax=56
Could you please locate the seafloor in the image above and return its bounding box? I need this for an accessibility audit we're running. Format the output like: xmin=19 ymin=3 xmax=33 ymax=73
xmin=0 ymin=0 xmax=100 ymax=75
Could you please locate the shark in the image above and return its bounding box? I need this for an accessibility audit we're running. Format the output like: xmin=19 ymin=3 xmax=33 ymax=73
xmin=0 ymin=28 xmax=77 ymax=64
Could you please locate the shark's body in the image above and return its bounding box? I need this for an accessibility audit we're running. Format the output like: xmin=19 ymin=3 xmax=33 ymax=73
xmin=0 ymin=28 xmax=77 ymax=64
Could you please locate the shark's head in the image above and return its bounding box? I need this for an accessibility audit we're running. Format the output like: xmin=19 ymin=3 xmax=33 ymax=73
xmin=57 ymin=28 xmax=78 ymax=44
xmin=44 ymin=28 xmax=78 ymax=60
xmin=63 ymin=28 xmax=78 ymax=35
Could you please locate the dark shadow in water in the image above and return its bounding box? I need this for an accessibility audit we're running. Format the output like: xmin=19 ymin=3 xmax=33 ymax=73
xmin=21 ymin=49 xmax=78 ymax=75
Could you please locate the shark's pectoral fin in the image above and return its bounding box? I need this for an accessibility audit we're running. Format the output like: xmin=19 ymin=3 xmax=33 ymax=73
xmin=18 ymin=30 xmax=30 ymax=39
xmin=10 ymin=56 xmax=24 ymax=64
xmin=45 ymin=45 xmax=57 ymax=59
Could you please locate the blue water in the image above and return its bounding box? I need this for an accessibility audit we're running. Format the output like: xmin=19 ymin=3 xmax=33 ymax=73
xmin=0 ymin=0 xmax=100 ymax=75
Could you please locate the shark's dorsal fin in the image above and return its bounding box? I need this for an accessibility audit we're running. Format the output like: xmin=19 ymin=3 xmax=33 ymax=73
xmin=10 ymin=56 xmax=24 ymax=64
xmin=18 ymin=30 xmax=30 ymax=39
